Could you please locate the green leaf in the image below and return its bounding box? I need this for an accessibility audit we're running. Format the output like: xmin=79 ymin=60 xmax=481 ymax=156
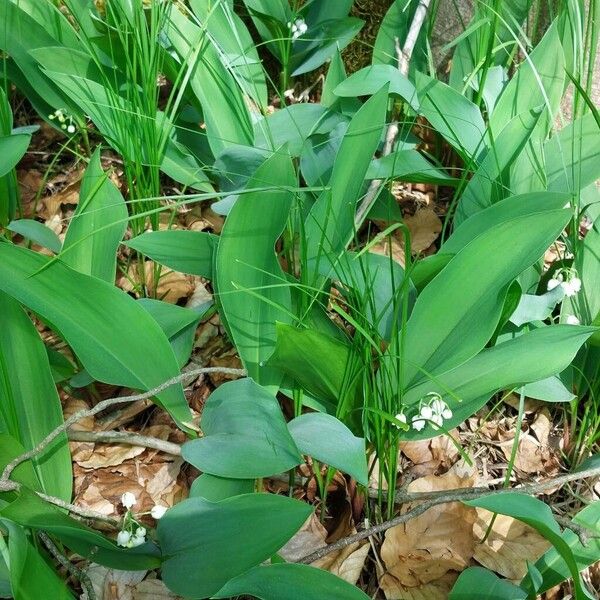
xmin=268 ymin=324 xmax=356 ymax=415
xmin=2 ymin=520 xmax=74 ymax=600
xmin=366 ymin=150 xmax=455 ymax=185
xmin=7 ymin=219 xmax=61 ymax=253
xmin=181 ymin=378 xmax=301 ymax=479
xmin=215 ymin=151 xmax=295 ymax=386
xmin=126 ymin=230 xmax=217 ymax=280
xmin=1 ymin=489 xmax=160 ymax=571
xmin=165 ymin=8 xmax=253 ymax=156
xmin=288 ymin=413 xmax=367 ymax=485
xmin=529 ymin=501 xmax=600 ymax=594
xmin=509 ymin=285 xmax=564 ymax=327
xmin=399 ymin=210 xmax=571 ymax=386
xmin=449 ymin=567 xmax=527 ymax=599
xmin=520 ymin=374 xmax=575 ymax=403
xmin=415 ymin=72 xmax=486 ymax=161
xmin=60 ymin=148 xmax=127 ymax=282
xmin=456 ymin=108 xmax=543 ymax=222
xmin=0 ymin=244 xmax=192 ymax=432
xmin=442 ymin=192 xmax=571 ymax=253
xmin=291 ymin=18 xmax=364 ymax=77
xmin=402 ymin=325 xmax=595 ymax=440
xmin=0 ymin=292 xmax=71 ymax=501
xmin=0 ymin=134 xmax=30 ymax=178
xmin=189 ymin=0 xmax=268 ymax=110
xmin=214 ymin=563 xmax=371 ymax=600
xmin=157 ymin=493 xmax=312 ymax=598
xmin=189 ymin=473 xmax=254 ymax=502
xmin=137 ymin=299 xmax=202 ymax=369
xmin=466 ymin=493 xmax=594 ymax=600
xmin=546 ymin=112 xmax=600 ymax=195
xmin=305 ymin=85 xmax=389 ymax=266
xmin=334 ymin=65 xmax=418 ymax=110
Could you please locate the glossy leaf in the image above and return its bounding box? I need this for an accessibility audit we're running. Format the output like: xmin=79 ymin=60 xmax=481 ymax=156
xmin=7 ymin=219 xmax=61 ymax=253
xmin=0 ymin=292 xmax=71 ymax=501
xmin=61 ymin=148 xmax=127 ymax=282
xmin=366 ymin=150 xmax=455 ymax=184
xmin=157 ymin=493 xmax=312 ymax=598
xmin=0 ymin=134 xmax=30 ymax=178
xmin=400 ymin=210 xmax=570 ymax=385
xmin=215 ymin=151 xmax=295 ymax=386
xmin=182 ymin=378 xmax=302 ymax=478
xmin=449 ymin=567 xmax=527 ymax=599
xmin=189 ymin=473 xmax=254 ymax=502
xmin=214 ymin=564 xmax=371 ymax=600
xmin=0 ymin=244 xmax=192 ymax=432
xmin=288 ymin=413 xmax=367 ymax=485
xmin=126 ymin=230 xmax=217 ymax=279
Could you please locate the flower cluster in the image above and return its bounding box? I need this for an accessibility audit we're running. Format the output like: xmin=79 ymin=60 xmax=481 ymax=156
xmin=287 ymin=18 xmax=307 ymax=41
xmin=116 ymin=492 xmax=168 ymax=548
xmin=547 ymin=270 xmax=582 ymax=297
xmin=394 ymin=393 xmax=453 ymax=433
xmin=48 ymin=108 xmax=77 ymax=134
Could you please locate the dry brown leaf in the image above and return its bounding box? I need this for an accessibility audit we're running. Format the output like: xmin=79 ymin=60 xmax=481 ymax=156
xmin=120 ymin=262 xmax=196 ymax=303
xmin=370 ymin=236 xmax=407 ymax=268
xmin=41 ymin=178 xmax=81 ymax=220
xmin=473 ymin=508 xmax=551 ymax=580
xmin=83 ymin=565 xmax=146 ymax=600
xmin=313 ymin=542 xmax=370 ymax=585
xmin=133 ymin=579 xmax=181 ymax=599
xmin=402 ymin=208 xmax=442 ymax=254
xmin=400 ymin=429 xmax=459 ymax=476
xmin=380 ymin=460 xmax=477 ymax=590
xmin=378 ymin=571 xmax=457 ymax=600
xmin=280 ymin=514 xmax=327 ymax=562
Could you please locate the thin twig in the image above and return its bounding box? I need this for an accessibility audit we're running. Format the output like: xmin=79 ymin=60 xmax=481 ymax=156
xmin=68 ymin=430 xmax=182 ymax=456
xmin=39 ymin=531 xmax=97 ymax=600
xmin=354 ymin=0 xmax=432 ymax=226
xmin=296 ymin=463 xmax=600 ymax=564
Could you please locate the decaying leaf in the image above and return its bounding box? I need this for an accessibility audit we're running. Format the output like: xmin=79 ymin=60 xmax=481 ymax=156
xmin=377 ymin=571 xmax=457 ymax=600
xmin=400 ymin=429 xmax=459 ymax=477
xmin=380 ymin=460 xmax=477 ymax=596
xmin=314 ymin=542 xmax=370 ymax=585
xmin=120 ymin=262 xmax=197 ymax=303
xmin=83 ymin=565 xmax=146 ymax=600
xmin=401 ymin=208 xmax=442 ymax=254
xmin=473 ymin=508 xmax=551 ymax=581
xmin=280 ymin=514 xmax=328 ymax=563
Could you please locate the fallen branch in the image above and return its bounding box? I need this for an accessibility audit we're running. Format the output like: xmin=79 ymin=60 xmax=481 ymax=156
xmin=296 ymin=462 xmax=600 ymax=564
xmin=0 ymin=366 xmax=246 ymax=523
xmin=68 ymin=430 xmax=182 ymax=456
xmin=354 ymin=0 xmax=432 ymax=225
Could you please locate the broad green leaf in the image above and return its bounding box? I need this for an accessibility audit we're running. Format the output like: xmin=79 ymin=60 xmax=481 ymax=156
xmin=449 ymin=567 xmax=527 ymax=599
xmin=520 ymin=374 xmax=575 ymax=403
xmin=0 ymin=434 xmax=41 ymax=492
xmin=456 ymin=108 xmax=543 ymax=222
xmin=509 ymin=285 xmax=564 ymax=327
xmin=182 ymin=378 xmax=301 ymax=478
xmin=7 ymin=219 xmax=61 ymax=253
xmin=215 ymin=151 xmax=295 ymax=386
xmin=214 ymin=564 xmax=371 ymax=600
xmin=366 ymin=150 xmax=455 ymax=185
xmin=400 ymin=210 xmax=571 ymax=385
xmin=161 ymin=137 xmax=213 ymax=192
xmin=0 ymin=134 xmax=30 ymax=178
xmin=305 ymin=85 xmax=389 ymax=266
xmin=138 ymin=299 xmax=202 ymax=368
xmin=165 ymin=8 xmax=253 ymax=156
xmin=0 ymin=292 xmax=71 ymax=501
xmin=1 ymin=489 xmax=161 ymax=571
xmin=466 ymin=494 xmax=594 ymax=600
xmin=529 ymin=501 xmax=600 ymax=594
xmin=300 ymin=121 xmax=347 ymax=187
xmin=254 ymin=104 xmax=347 ymax=156
xmin=443 ymin=192 xmax=571 ymax=253
xmin=126 ymin=230 xmax=217 ymax=279
xmin=189 ymin=473 xmax=254 ymax=501
xmin=291 ymin=18 xmax=364 ymax=77
xmin=268 ymin=324 xmax=356 ymax=415
xmin=2 ymin=520 xmax=74 ymax=600
xmin=334 ymin=65 xmax=418 ymax=110
xmin=409 ymin=254 xmax=453 ymax=290
xmin=190 ymin=0 xmax=268 ymax=109
xmin=490 ymin=23 xmax=565 ymax=137
xmin=546 ymin=112 xmax=600 ymax=194
xmin=288 ymin=413 xmax=368 ymax=485
xmin=61 ymin=149 xmax=127 ymax=282
xmin=401 ymin=325 xmax=595 ymax=440
xmin=415 ymin=72 xmax=486 ymax=161
xmin=157 ymin=493 xmax=312 ymax=598
xmin=0 ymin=244 xmax=192 ymax=432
